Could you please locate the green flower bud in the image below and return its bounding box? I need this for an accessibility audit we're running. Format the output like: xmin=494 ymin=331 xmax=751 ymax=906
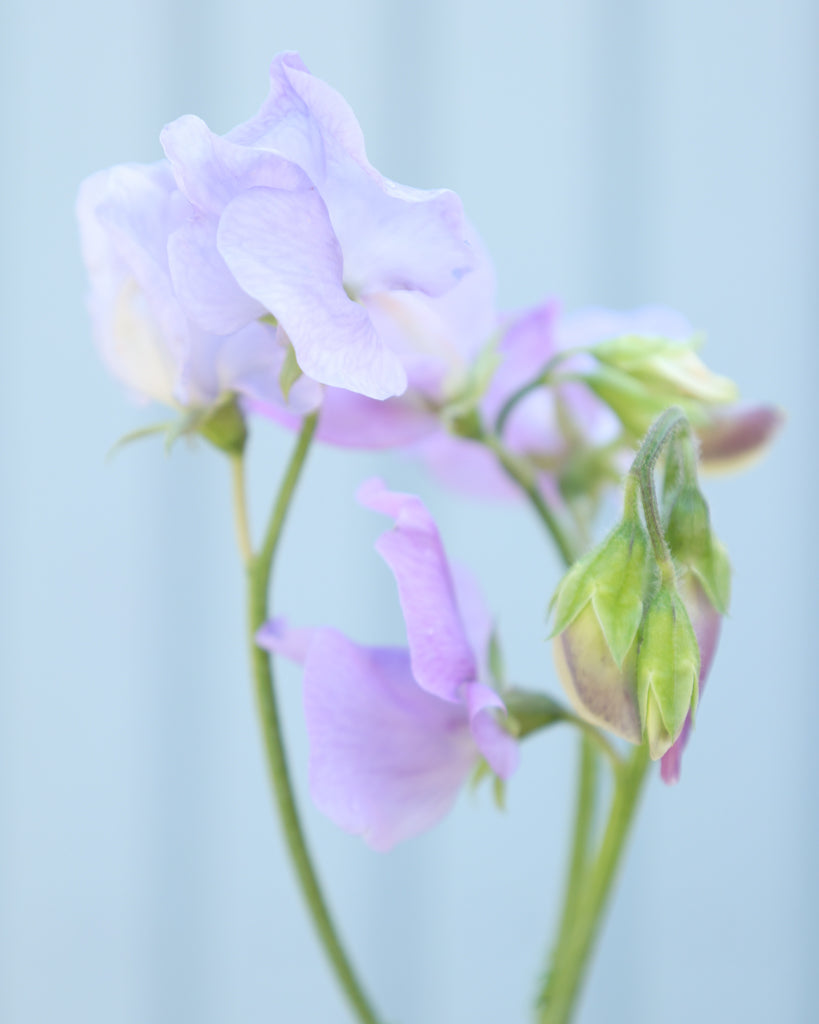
xmin=549 ymin=518 xmax=654 ymax=743
xmin=592 ymin=334 xmax=739 ymax=405
xmin=583 ymin=335 xmax=739 ymax=438
xmin=665 ymin=484 xmax=731 ymax=615
xmin=637 ymin=586 xmax=701 ymax=759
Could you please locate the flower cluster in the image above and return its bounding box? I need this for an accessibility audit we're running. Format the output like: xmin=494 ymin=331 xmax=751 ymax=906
xmin=79 ymin=52 xmax=781 ymax=845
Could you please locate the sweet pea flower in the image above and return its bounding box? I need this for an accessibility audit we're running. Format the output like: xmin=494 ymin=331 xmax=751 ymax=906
xmin=77 ymin=160 xmax=321 ymax=413
xmin=158 ymin=51 xmax=479 ymax=404
xmin=257 ymin=479 xmax=518 ymax=850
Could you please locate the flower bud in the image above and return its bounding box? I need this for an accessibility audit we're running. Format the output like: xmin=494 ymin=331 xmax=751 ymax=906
xmin=659 ymin=483 xmax=730 ymax=781
xmin=637 ymin=586 xmax=700 ymax=760
xmin=582 ymin=335 xmax=739 ymax=437
xmin=665 ymin=483 xmax=731 ymax=615
xmin=549 ymin=518 xmax=653 ymax=743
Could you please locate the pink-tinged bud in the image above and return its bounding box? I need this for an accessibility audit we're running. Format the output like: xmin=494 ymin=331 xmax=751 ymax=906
xmin=549 ymin=519 xmax=652 ymax=743
xmin=552 ymin=603 xmax=642 ymax=743
xmin=697 ymin=404 xmax=784 ymax=475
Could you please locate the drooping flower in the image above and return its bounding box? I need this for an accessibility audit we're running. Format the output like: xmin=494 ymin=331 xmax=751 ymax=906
xmin=158 ymin=51 xmax=481 ymax=404
xmin=257 ymin=479 xmax=517 ymax=850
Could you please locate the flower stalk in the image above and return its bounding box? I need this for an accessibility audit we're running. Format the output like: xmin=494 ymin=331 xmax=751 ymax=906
xmin=232 ymin=413 xmax=384 ymax=1024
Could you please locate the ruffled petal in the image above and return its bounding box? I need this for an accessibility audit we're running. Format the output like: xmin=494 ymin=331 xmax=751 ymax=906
xmin=161 ymin=113 xmax=309 ymax=216
xmin=167 ymin=211 xmax=265 ymax=334
xmin=217 ymin=187 xmax=407 ymax=399
xmin=357 ymin=479 xmax=477 ymax=701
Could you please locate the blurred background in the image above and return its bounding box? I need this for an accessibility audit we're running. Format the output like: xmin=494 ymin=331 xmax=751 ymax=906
xmin=0 ymin=1 xmax=816 ymax=1021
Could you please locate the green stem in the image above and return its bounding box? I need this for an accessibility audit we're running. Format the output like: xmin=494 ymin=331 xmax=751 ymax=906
xmin=547 ymin=738 xmax=599 ymax=970
xmin=494 ymin=350 xmax=580 ymax=437
xmin=629 ymin=406 xmax=691 ymax=569
xmin=234 ymin=414 xmax=384 ymax=1024
xmin=537 ymin=745 xmax=650 ymax=1024
xmin=483 ymin=433 xmax=579 ymax=566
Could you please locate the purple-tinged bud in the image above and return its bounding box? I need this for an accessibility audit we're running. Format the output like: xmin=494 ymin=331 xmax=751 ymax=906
xmin=549 ymin=518 xmax=653 ymax=743
xmin=697 ymin=404 xmax=784 ymax=475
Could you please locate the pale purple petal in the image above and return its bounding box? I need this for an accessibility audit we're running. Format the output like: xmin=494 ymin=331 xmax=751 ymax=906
xmin=161 ymin=113 xmax=309 ymax=215
xmin=167 ymin=212 xmax=265 ymax=334
xmin=218 ymin=187 xmax=407 ymax=399
xmin=413 ymin=432 xmax=520 ymax=500
xmin=462 ymin=681 xmax=519 ymax=779
xmin=302 ymin=629 xmax=479 ymax=851
xmin=77 ymin=163 xmax=190 ymax=404
xmin=256 ymin=617 xmax=316 ymax=664
xmin=357 ymin=479 xmax=477 ymax=700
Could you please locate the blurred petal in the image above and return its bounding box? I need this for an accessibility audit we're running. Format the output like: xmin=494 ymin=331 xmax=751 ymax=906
xmin=463 ymin=681 xmax=519 ymax=779
xmin=357 ymin=479 xmax=477 ymax=701
xmin=302 ymin=630 xmax=479 ymax=851
xmin=697 ymin=404 xmax=785 ymax=474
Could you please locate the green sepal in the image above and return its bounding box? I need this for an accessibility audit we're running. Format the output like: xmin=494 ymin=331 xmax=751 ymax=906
xmin=442 ymin=335 xmax=501 ymax=437
xmin=503 ymin=688 xmax=566 ymax=739
xmin=666 ymin=485 xmax=712 ymax=564
xmin=584 ymin=365 xmax=683 ymax=437
xmin=468 ymin=759 xmax=507 ymax=810
xmin=488 ymin=629 xmax=507 ymax=691
xmin=637 ymin=586 xmax=701 ymax=759
xmin=278 ymin=343 xmax=303 ymax=402
xmin=197 ymin=393 xmax=248 ymax=455
xmin=692 ymin=537 xmax=732 ymax=616
xmin=547 ymin=548 xmax=598 ymax=639
xmin=549 ymin=519 xmax=652 ymax=669
xmin=106 ymin=420 xmax=176 ymax=461
xmin=590 ymin=519 xmax=653 ymax=667
xmin=666 ymin=484 xmax=731 ymax=615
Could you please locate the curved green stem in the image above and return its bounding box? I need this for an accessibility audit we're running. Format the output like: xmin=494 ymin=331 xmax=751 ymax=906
xmin=537 ymin=745 xmax=650 ymax=1024
xmin=483 ymin=433 xmax=579 ymax=566
xmin=233 ymin=414 xmax=384 ymax=1024
xmin=494 ymin=350 xmax=580 ymax=437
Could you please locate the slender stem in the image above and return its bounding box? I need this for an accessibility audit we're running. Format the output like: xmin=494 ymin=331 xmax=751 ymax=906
xmin=234 ymin=414 xmax=384 ymax=1024
xmin=629 ymin=406 xmax=691 ymax=569
xmin=230 ymin=453 xmax=253 ymax=567
xmin=483 ymin=433 xmax=579 ymax=566
xmin=494 ymin=350 xmax=579 ymax=437
xmin=542 ymin=737 xmax=599 ymax=1000
xmin=537 ymin=745 xmax=650 ymax=1024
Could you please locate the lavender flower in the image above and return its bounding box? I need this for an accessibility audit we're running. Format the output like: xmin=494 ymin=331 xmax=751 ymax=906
xmin=159 ymin=52 xmax=480 ymax=403
xmin=258 ymin=480 xmax=517 ymax=850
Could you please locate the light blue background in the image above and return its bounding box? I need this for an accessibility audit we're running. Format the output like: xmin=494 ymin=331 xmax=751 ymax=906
xmin=0 ymin=1 xmax=815 ymax=1022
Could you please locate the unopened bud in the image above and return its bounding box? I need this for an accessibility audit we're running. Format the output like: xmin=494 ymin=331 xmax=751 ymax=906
xmin=637 ymin=586 xmax=700 ymax=760
xmin=549 ymin=518 xmax=653 ymax=743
